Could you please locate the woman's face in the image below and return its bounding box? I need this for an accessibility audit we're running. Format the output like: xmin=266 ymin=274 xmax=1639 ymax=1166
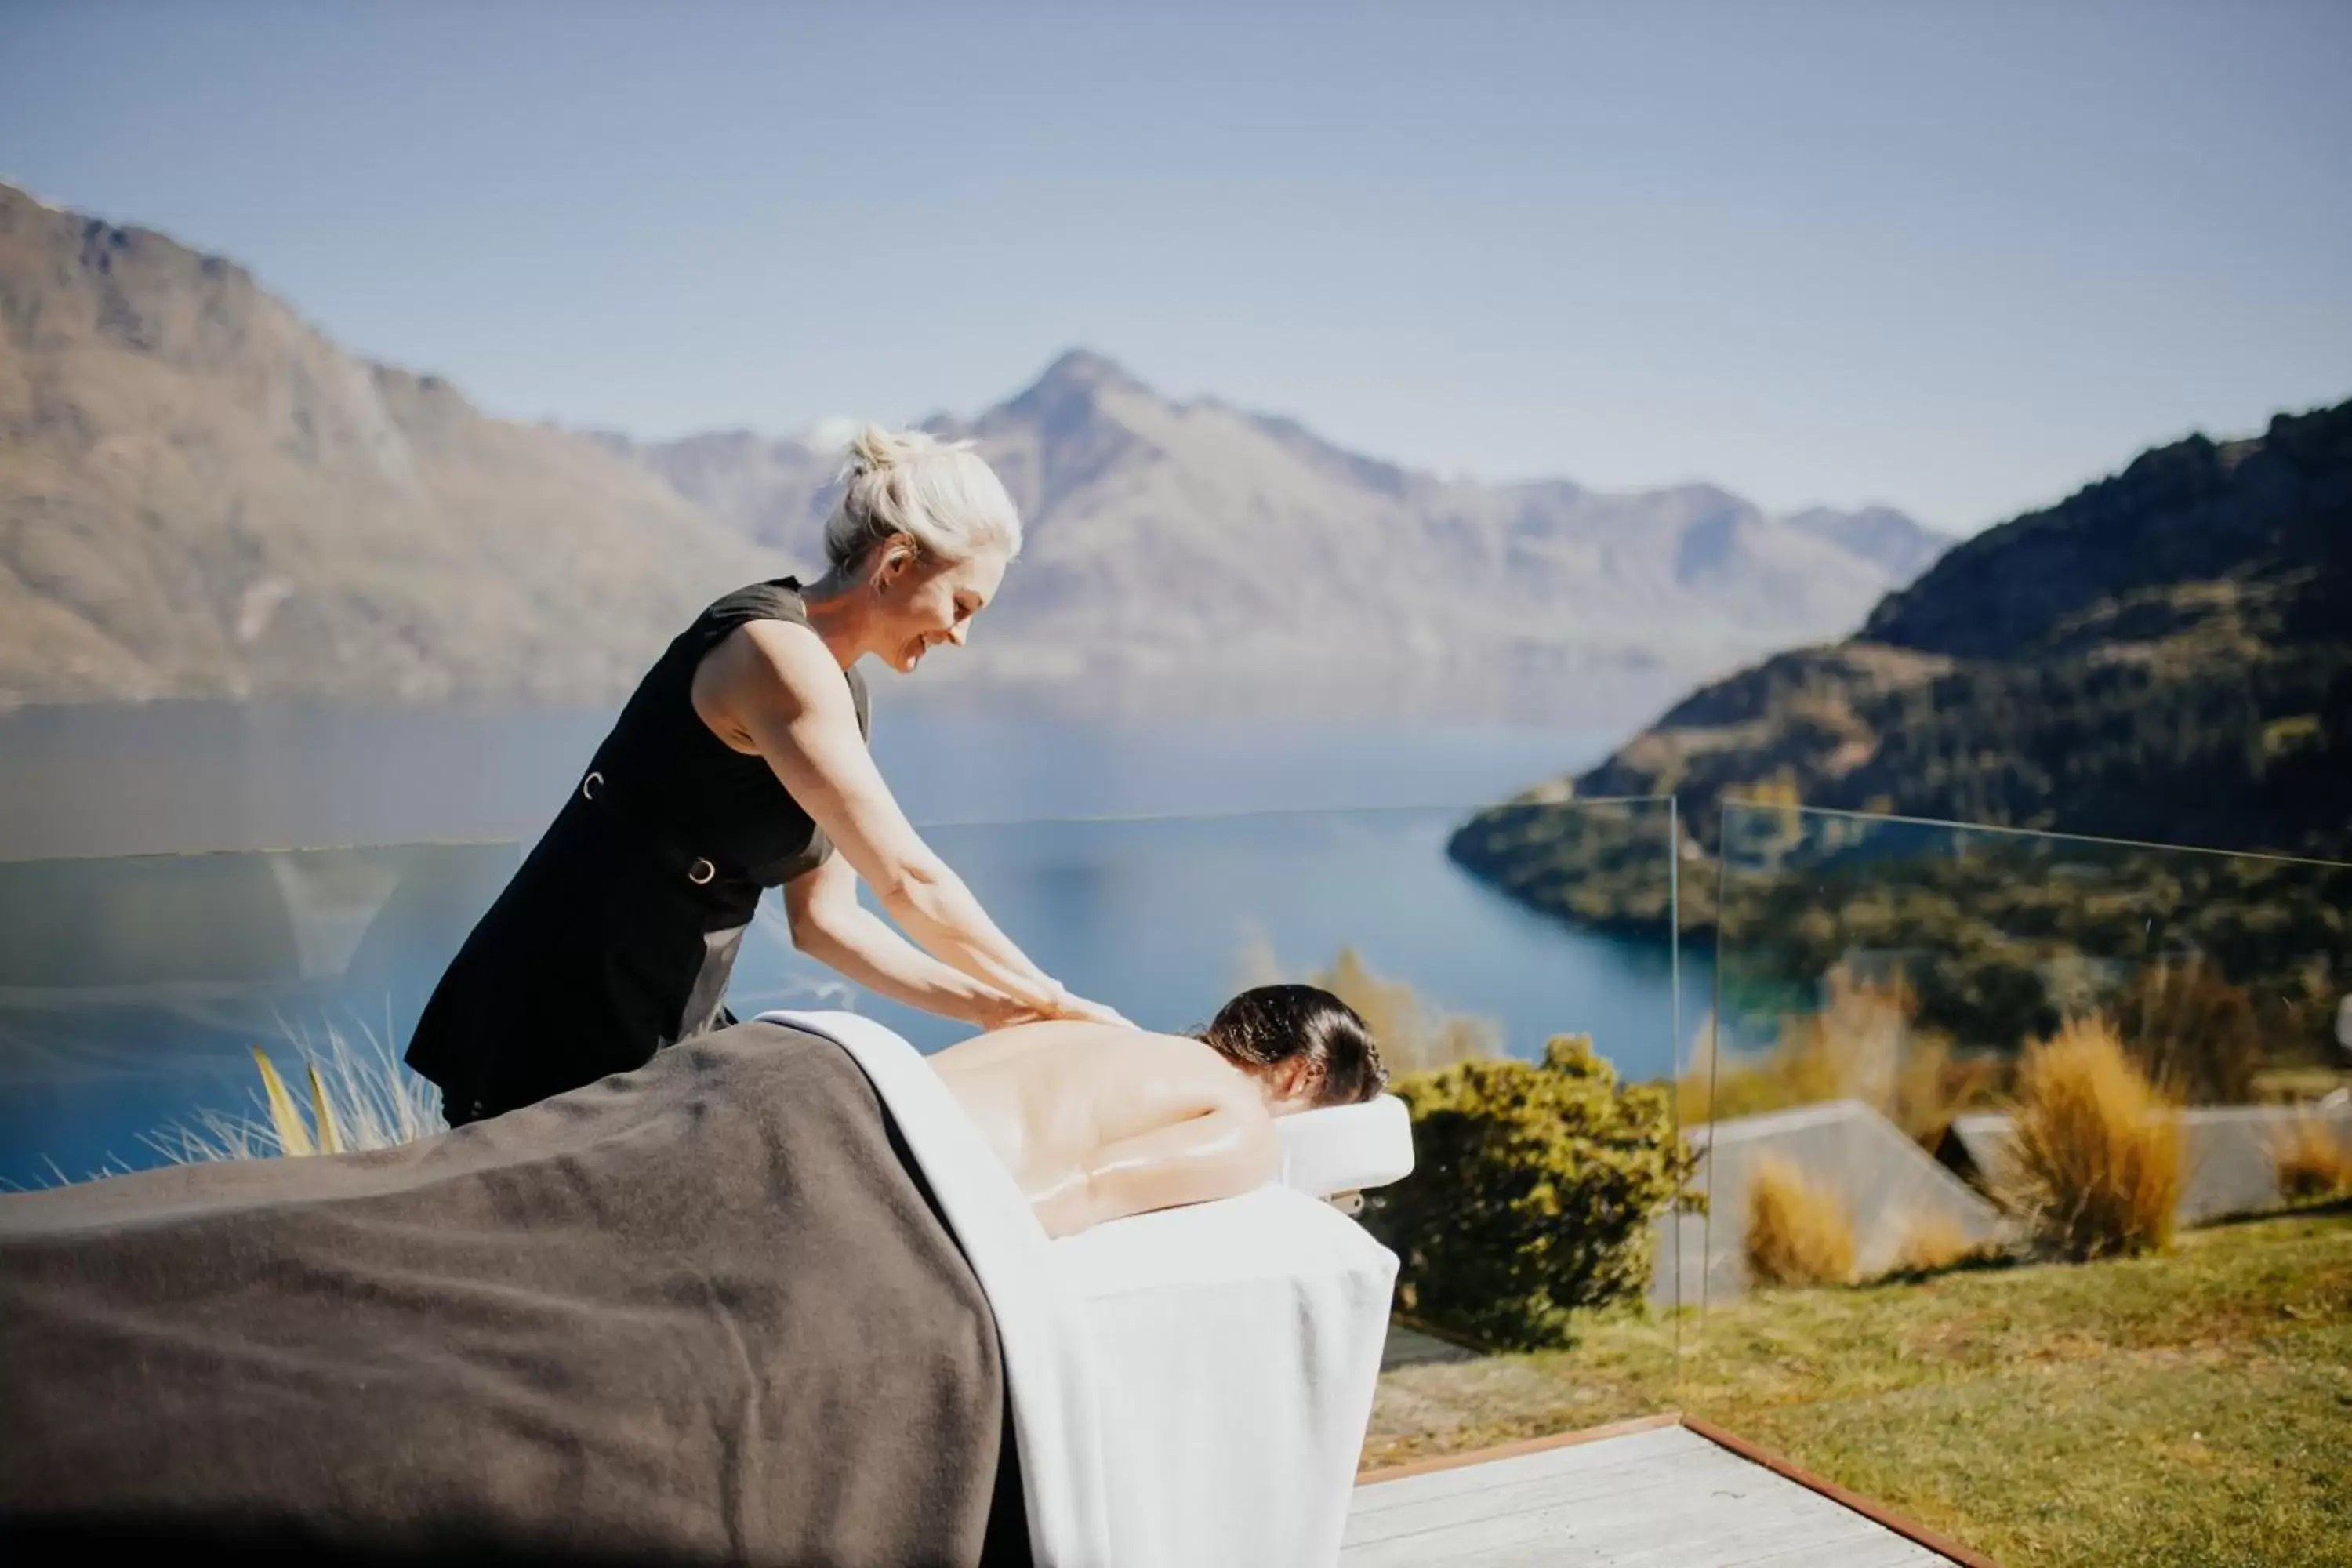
xmin=869 ymin=539 xmax=1009 ymax=674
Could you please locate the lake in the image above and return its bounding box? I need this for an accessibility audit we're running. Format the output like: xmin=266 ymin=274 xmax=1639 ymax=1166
xmin=0 ymin=701 xmax=1710 ymax=1188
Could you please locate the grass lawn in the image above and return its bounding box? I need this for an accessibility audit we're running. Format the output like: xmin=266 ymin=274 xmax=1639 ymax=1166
xmin=1363 ymin=1205 xmax=2352 ymax=1567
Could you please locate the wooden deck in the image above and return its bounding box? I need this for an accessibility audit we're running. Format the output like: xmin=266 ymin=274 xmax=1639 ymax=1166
xmin=1347 ymin=1415 xmax=1984 ymax=1566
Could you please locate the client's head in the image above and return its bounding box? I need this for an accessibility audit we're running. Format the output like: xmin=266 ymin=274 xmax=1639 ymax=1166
xmin=1196 ymin=985 xmax=1388 ymax=1114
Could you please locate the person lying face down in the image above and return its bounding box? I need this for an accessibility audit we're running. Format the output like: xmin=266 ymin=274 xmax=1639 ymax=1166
xmin=929 ymin=983 xmax=1389 ymax=1239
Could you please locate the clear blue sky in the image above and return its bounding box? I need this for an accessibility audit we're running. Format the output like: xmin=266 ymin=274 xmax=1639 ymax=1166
xmin=3 ymin=0 xmax=2346 ymax=535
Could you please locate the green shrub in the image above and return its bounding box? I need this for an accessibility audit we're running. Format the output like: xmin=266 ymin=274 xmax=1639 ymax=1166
xmin=1363 ymin=1034 xmax=1697 ymax=1351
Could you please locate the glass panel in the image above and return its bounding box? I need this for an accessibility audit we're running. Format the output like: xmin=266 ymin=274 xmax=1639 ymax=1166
xmin=0 ymin=841 xmax=521 ymax=1188
xmin=3 ymin=805 xmax=1694 ymax=1207
xmin=1690 ymin=802 xmax=2352 ymax=1315
xmin=1435 ymin=792 xmax=1708 ymax=1325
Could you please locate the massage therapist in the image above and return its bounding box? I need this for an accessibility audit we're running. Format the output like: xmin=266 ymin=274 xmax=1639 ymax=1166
xmin=406 ymin=427 xmax=1127 ymax=1127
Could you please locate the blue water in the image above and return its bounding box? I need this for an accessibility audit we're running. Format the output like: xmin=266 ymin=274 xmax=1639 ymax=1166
xmin=0 ymin=703 xmax=1708 ymax=1189
xmin=744 ymin=809 xmax=1703 ymax=1064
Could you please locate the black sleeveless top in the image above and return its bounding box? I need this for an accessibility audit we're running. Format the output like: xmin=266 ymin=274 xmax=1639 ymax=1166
xmin=405 ymin=579 xmax=870 ymax=1123
xmin=583 ymin=578 xmax=871 ymax=887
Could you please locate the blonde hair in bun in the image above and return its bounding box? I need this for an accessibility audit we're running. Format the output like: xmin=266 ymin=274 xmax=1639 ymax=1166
xmin=822 ymin=425 xmax=1023 ymax=569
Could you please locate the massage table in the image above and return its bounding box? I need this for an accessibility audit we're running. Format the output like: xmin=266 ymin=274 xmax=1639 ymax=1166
xmin=757 ymin=1010 xmax=1414 ymax=1568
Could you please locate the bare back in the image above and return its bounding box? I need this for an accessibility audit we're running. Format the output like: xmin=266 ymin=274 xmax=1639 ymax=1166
xmin=929 ymin=1022 xmax=1279 ymax=1238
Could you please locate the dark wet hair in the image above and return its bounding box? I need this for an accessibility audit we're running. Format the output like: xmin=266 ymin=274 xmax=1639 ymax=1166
xmin=1196 ymin=985 xmax=1389 ymax=1108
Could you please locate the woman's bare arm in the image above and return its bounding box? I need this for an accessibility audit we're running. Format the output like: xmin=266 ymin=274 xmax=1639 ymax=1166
xmin=782 ymin=854 xmax=1037 ymax=1029
xmin=695 ymin=619 xmax=1125 ymax=1024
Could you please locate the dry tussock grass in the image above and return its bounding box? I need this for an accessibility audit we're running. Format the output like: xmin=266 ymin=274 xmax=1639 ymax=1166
xmin=2268 ymin=1114 xmax=2352 ymax=1203
xmin=1884 ymin=1210 xmax=1992 ymax=1276
xmin=2000 ymin=1016 xmax=2183 ymax=1261
xmin=1681 ymin=968 xmax=2002 ymax=1147
xmin=1744 ymin=1154 xmax=1857 ymax=1287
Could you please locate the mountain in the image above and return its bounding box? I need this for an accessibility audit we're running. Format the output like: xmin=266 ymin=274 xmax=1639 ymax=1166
xmin=606 ymin=348 xmax=1952 ymax=720
xmin=0 ymin=182 xmax=782 ymax=707
xmin=585 ymin=426 xmax=837 ymax=554
xmin=1780 ymin=505 xmax=1951 ymax=581
xmin=1450 ymin=394 xmax=2352 ymax=928
xmin=2 ymin=180 xmax=1948 ymax=717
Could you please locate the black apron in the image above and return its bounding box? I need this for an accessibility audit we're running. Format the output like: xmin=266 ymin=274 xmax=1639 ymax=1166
xmin=404 ymin=579 xmax=870 ymax=1124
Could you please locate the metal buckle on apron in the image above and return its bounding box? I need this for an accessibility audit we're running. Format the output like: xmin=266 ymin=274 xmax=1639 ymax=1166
xmin=582 ymin=767 xmax=728 ymax=890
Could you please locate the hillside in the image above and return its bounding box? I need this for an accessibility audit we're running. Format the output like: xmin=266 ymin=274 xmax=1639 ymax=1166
xmin=601 ymin=350 xmax=1953 ymax=720
xmin=1450 ymin=395 xmax=2352 ymax=930
xmin=0 ymin=182 xmax=783 ymax=707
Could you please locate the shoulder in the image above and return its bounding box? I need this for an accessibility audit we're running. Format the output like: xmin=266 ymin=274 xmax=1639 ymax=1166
xmin=705 ymin=615 xmax=833 ymax=681
xmin=684 ymin=579 xmax=822 ymax=686
xmin=1145 ymin=1032 xmax=1265 ymax=1109
xmin=693 ymin=615 xmax=851 ymax=737
xmin=702 ymin=577 xmax=812 ymax=628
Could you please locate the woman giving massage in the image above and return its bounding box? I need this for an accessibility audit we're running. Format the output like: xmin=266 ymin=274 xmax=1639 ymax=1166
xmin=405 ymin=424 xmax=1128 ymax=1130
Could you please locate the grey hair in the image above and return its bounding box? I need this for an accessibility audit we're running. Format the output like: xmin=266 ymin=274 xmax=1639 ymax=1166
xmin=822 ymin=425 xmax=1024 ymax=570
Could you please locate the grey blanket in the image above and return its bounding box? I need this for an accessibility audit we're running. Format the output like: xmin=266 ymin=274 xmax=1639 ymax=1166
xmin=0 ymin=1021 xmax=1028 ymax=1567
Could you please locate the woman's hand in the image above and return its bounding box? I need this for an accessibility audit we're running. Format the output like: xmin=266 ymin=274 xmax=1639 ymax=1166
xmin=971 ymin=989 xmax=1058 ymax=1031
xmin=1038 ymin=984 xmax=1136 ymax=1029
xmin=979 ymin=981 xmax=1135 ymax=1031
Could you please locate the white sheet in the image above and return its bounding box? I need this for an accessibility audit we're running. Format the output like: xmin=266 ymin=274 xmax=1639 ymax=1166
xmin=757 ymin=1009 xmax=1403 ymax=1568
xmin=1052 ymin=1185 xmax=1399 ymax=1566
